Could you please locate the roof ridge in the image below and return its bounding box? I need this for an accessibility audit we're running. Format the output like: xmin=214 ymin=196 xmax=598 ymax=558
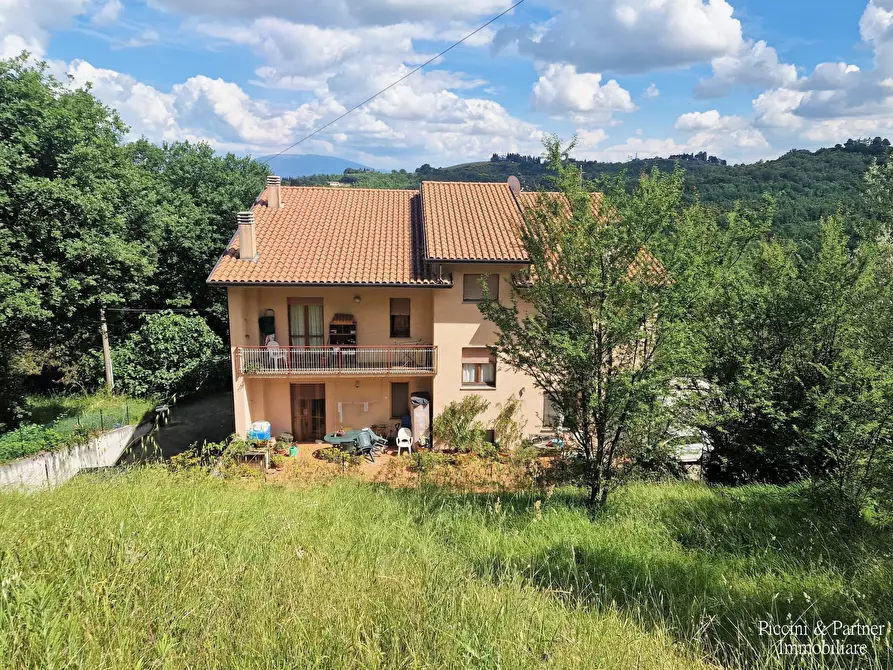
xmin=279 ymin=186 xmax=419 ymax=193
xmin=421 ymin=180 xmax=510 ymax=186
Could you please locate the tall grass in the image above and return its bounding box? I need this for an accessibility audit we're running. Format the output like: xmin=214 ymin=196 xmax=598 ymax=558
xmin=0 ymin=470 xmax=889 ymax=669
xmin=24 ymin=393 xmax=156 ymax=435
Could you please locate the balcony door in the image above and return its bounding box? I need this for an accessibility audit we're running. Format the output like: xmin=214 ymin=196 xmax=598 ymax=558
xmin=289 ymin=299 xmax=324 ymax=347
xmin=291 ymin=383 xmax=326 ymax=442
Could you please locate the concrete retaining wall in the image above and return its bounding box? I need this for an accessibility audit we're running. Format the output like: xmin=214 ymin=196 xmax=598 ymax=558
xmin=0 ymin=421 xmax=155 ymax=491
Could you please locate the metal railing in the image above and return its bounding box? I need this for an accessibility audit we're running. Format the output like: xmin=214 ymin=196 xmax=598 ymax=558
xmin=238 ymin=345 xmax=437 ymax=376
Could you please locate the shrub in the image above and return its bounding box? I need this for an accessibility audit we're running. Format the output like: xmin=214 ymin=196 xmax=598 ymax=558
xmin=491 ymin=394 xmax=527 ymax=452
xmin=0 ymin=424 xmax=70 ymax=464
xmin=432 ymin=396 xmax=489 ymax=452
xmin=407 ymin=451 xmax=456 ymax=472
xmin=277 ymin=432 xmax=294 ymax=444
xmin=109 ymin=312 xmax=226 ymax=400
xmin=318 ymin=448 xmax=362 ymax=468
xmin=270 ymin=454 xmax=285 ymax=469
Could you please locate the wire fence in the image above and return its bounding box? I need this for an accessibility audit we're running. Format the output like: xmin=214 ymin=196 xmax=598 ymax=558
xmin=42 ymin=403 xmax=154 ymax=445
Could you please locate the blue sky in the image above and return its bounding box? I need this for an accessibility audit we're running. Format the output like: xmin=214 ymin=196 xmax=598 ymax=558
xmin=5 ymin=0 xmax=893 ymax=169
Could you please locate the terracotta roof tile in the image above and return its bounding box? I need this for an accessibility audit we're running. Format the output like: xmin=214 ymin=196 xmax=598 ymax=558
xmin=421 ymin=181 xmax=528 ymax=262
xmin=208 ymin=187 xmax=444 ymax=286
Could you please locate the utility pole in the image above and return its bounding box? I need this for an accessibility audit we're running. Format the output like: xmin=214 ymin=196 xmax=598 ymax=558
xmin=100 ymin=307 xmax=114 ymax=392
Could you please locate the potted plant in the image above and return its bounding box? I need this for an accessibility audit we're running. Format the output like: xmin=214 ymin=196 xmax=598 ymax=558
xmin=275 ymin=432 xmax=293 ymax=455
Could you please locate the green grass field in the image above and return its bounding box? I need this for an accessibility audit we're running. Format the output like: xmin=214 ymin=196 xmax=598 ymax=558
xmin=0 ymin=470 xmax=889 ymax=669
xmin=24 ymin=393 xmax=156 ymax=435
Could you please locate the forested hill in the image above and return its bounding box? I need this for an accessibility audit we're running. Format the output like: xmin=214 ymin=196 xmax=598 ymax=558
xmin=287 ymin=138 xmax=891 ymax=239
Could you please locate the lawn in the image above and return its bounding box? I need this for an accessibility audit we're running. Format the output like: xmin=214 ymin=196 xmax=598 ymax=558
xmin=0 ymin=394 xmax=157 ymax=464
xmin=23 ymin=393 xmax=157 ymax=435
xmin=0 ymin=470 xmax=889 ymax=669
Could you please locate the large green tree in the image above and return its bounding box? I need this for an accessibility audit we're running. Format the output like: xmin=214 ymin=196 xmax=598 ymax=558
xmin=479 ymin=136 xmax=768 ymax=505
xmin=699 ymin=209 xmax=893 ymax=513
xmin=0 ymin=55 xmax=266 ymax=428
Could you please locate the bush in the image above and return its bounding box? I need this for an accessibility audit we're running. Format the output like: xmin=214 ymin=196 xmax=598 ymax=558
xmin=432 ymin=396 xmax=489 ymax=452
xmin=318 ymin=448 xmax=362 ymax=468
xmin=407 ymin=451 xmax=456 ymax=472
xmin=492 ymin=394 xmax=527 ymax=451
xmin=109 ymin=312 xmax=226 ymax=399
xmin=0 ymin=424 xmax=70 ymax=463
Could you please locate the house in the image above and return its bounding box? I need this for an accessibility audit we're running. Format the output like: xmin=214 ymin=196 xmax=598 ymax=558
xmin=207 ymin=175 xmax=558 ymax=442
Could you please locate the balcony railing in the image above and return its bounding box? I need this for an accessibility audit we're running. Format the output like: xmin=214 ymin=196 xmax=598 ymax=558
xmin=238 ymin=345 xmax=437 ymax=377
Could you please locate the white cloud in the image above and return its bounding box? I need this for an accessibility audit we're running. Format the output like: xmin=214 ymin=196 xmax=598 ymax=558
xmin=675 ymin=109 xmax=770 ymax=153
xmin=643 ymin=83 xmax=660 ymax=98
xmin=746 ymin=1 xmax=893 ymax=145
xmin=531 ymin=63 xmax=636 ymax=122
xmin=148 ymin=0 xmax=512 ymax=27
xmin=0 ymin=0 xmax=89 ymax=58
xmin=92 ymin=0 xmax=122 ymax=25
xmin=495 ymin=0 xmax=743 ymax=74
xmin=676 ymin=109 xmax=746 ymax=132
xmin=696 ymin=39 xmax=797 ymax=98
xmin=573 ymin=128 xmax=609 ymax=159
xmin=115 ymin=29 xmax=161 ymax=49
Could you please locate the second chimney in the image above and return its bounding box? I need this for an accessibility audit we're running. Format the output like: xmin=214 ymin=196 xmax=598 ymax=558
xmin=267 ymin=175 xmax=282 ymax=209
xmin=237 ymin=211 xmax=256 ymax=260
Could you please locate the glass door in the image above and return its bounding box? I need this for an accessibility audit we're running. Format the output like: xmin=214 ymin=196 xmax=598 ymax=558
xmin=291 ymin=384 xmax=326 ymax=441
xmin=288 ymin=300 xmax=324 ymax=346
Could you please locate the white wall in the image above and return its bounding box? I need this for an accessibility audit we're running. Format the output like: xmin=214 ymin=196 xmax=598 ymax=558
xmin=0 ymin=422 xmax=154 ymax=491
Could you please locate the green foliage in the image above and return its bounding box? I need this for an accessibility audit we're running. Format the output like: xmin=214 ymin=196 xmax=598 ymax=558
xmin=479 ymin=135 xmax=769 ymax=506
xmin=431 ymin=396 xmax=490 ymax=452
xmin=697 ymin=214 xmax=893 ymax=514
xmin=0 ymin=424 xmax=69 ymax=463
xmin=406 ymin=450 xmax=456 ymax=472
xmin=317 ymin=448 xmax=362 ymax=468
xmin=0 ymin=55 xmax=266 ymax=423
xmin=109 ymin=312 xmax=226 ymax=399
xmin=491 ymin=394 xmax=527 ymax=452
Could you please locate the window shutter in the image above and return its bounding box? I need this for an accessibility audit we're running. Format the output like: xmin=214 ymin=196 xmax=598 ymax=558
xmin=462 ymin=347 xmax=493 ymax=364
xmin=390 ymin=298 xmax=411 ymax=315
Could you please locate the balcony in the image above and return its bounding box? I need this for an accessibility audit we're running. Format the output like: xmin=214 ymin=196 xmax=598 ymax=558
xmin=238 ymin=345 xmax=437 ymax=377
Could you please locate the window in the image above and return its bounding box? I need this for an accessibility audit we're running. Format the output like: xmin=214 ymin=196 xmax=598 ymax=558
xmin=288 ymin=299 xmax=324 ymax=346
xmin=463 ymin=273 xmax=499 ymax=302
xmin=390 ymin=298 xmax=411 ymax=338
xmin=543 ymin=395 xmax=563 ymax=428
xmin=462 ymin=348 xmax=496 ymax=387
xmin=391 ymin=382 xmax=410 ymax=419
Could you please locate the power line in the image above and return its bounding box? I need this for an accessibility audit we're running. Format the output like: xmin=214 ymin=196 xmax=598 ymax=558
xmin=267 ymin=0 xmax=527 ymax=161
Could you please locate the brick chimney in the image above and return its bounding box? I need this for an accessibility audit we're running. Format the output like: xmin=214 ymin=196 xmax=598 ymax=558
xmin=267 ymin=175 xmax=282 ymax=209
xmin=237 ymin=211 xmax=256 ymax=260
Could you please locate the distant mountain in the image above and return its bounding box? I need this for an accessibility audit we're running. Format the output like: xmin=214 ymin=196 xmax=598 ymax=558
xmin=257 ymin=154 xmax=375 ymax=178
xmin=288 ymin=137 xmax=892 ymax=242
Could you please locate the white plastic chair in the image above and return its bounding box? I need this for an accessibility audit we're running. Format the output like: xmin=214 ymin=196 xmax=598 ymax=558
xmin=266 ymin=338 xmax=287 ymax=370
xmin=396 ymin=427 xmax=413 ymax=456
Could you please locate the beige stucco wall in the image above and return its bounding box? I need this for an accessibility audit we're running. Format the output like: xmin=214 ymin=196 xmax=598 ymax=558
xmin=431 ymin=265 xmax=547 ymax=443
xmin=255 ymin=376 xmax=433 ymax=438
xmin=227 ymin=274 xmax=547 ymax=443
xmin=227 ymin=285 xmax=436 ymax=437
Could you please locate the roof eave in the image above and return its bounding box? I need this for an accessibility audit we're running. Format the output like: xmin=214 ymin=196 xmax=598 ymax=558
xmin=425 ymin=257 xmax=532 ymax=265
xmin=206 ymin=280 xmax=454 ymax=288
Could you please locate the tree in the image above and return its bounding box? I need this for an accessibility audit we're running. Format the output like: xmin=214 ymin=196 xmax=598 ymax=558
xmin=479 ymin=135 xmax=767 ymax=505
xmin=697 ymin=210 xmax=893 ymax=514
xmin=109 ymin=312 xmax=225 ymax=399
xmin=0 ymin=55 xmax=266 ymax=424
